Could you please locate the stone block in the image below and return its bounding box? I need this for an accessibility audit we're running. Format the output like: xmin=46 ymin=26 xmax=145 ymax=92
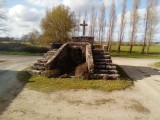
xmin=72 ymin=36 xmax=94 ymax=44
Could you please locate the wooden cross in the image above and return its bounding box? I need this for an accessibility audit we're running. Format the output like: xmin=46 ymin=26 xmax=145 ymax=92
xmin=80 ymin=20 xmax=88 ymax=36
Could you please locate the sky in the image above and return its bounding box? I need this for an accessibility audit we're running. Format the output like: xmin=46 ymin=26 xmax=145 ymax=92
xmin=2 ymin=0 xmax=160 ymax=42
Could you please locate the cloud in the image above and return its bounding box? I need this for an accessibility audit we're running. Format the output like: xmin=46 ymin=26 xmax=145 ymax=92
xmin=6 ymin=5 xmax=45 ymax=37
xmin=26 ymin=0 xmax=122 ymax=13
xmin=115 ymin=6 xmax=160 ymax=42
xmin=26 ymin=0 xmax=63 ymax=8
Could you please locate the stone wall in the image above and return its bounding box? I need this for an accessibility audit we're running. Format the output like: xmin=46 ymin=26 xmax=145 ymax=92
xmin=46 ymin=42 xmax=94 ymax=75
xmin=72 ymin=36 xmax=94 ymax=44
xmin=46 ymin=43 xmax=68 ymax=70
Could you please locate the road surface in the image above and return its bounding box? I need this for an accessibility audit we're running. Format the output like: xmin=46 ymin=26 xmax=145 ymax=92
xmin=0 ymin=55 xmax=160 ymax=120
xmin=0 ymin=55 xmax=41 ymax=96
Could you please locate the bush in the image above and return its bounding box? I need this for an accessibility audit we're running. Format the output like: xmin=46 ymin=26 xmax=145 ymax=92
xmin=0 ymin=43 xmax=48 ymax=53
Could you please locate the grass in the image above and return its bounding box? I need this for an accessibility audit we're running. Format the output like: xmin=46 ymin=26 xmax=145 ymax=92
xmin=110 ymin=45 xmax=160 ymax=59
xmin=111 ymin=51 xmax=160 ymax=59
xmin=154 ymin=62 xmax=160 ymax=68
xmin=17 ymin=65 xmax=133 ymax=93
xmin=0 ymin=51 xmax=43 ymax=56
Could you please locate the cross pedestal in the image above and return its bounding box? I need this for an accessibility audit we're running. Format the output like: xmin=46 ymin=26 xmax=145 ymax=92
xmin=72 ymin=20 xmax=94 ymax=44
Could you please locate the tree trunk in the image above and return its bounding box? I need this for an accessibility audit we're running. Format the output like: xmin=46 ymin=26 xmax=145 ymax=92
xmin=129 ymin=43 xmax=133 ymax=54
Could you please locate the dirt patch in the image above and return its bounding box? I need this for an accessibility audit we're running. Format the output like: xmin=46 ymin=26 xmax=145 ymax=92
xmin=67 ymin=100 xmax=84 ymax=106
xmin=127 ymin=100 xmax=150 ymax=114
xmin=86 ymin=98 xmax=116 ymax=106
xmin=154 ymin=79 xmax=160 ymax=83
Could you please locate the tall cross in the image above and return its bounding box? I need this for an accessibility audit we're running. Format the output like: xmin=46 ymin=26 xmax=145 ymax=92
xmin=80 ymin=20 xmax=88 ymax=36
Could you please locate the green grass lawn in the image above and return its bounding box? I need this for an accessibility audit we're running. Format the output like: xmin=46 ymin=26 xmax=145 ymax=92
xmin=110 ymin=45 xmax=160 ymax=58
xmin=17 ymin=65 xmax=133 ymax=93
xmin=0 ymin=51 xmax=43 ymax=56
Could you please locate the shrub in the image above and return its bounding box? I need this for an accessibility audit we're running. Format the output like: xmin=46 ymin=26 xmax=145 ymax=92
xmin=0 ymin=43 xmax=48 ymax=53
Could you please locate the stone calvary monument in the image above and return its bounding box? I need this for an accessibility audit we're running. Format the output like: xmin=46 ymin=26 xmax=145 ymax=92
xmin=31 ymin=20 xmax=119 ymax=80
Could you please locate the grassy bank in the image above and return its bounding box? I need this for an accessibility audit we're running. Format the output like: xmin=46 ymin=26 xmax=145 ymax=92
xmin=17 ymin=65 xmax=133 ymax=93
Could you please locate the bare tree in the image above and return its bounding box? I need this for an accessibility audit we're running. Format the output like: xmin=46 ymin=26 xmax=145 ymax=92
xmin=129 ymin=0 xmax=140 ymax=54
xmin=141 ymin=0 xmax=152 ymax=54
xmin=89 ymin=6 xmax=97 ymax=37
xmin=98 ymin=2 xmax=106 ymax=43
xmin=117 ymin=0 xmax=127 ymax=52
xmin=107 ymin=0 xmax=116 ymax=52
xmin=76 ymin=11 xmax=81 ymax=36
xmin=146 ymin=0 xmax=158 ymax=54
xmin=83 ymin=9 xmax=88 ymax=35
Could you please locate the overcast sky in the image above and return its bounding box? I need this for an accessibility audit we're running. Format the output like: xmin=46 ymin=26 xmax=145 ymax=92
xmin=3 ymin=0 xmax=160 ymax=42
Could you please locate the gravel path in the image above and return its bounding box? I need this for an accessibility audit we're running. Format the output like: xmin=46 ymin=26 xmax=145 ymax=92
xmin=0 ymin=55 xmax=160 ymax=120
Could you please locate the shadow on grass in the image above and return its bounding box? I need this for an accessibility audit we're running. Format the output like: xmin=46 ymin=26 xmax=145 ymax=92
xmin=0 ymin=70 xmax=31 ymax=115
xmin=118 ymin=65 xmax=160 ymax=81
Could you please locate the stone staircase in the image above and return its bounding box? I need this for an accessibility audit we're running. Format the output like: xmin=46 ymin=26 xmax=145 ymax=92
xmin=31 ymin=49 xmax=58 ymax=74
xmin=92 ymin=48 xmax=119 ymax=80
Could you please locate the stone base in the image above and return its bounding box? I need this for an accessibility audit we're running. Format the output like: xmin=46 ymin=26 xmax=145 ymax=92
xmin=72 ymin=36 xmax=94 ymax=44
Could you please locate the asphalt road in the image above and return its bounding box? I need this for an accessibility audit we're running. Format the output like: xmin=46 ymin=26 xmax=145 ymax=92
xmin=0 ymin=55 xmax=41 ymax=96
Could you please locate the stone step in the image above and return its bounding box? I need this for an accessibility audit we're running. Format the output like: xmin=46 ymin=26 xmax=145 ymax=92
xmin=37 ymin=59 xmax=48 ymax=63
xmin=94 ymin=62 xmax=112 ymax=65
xmin=93 ymin=50 xmax=109 ymax=55
xmin=50 ymin=49 xmax=58 ymax=51
xmin=94 ymin=59 xmax=112 ymax=63
xmin=34 ymin=62 xmax=45 ymax=66
xmin=44 ymin=50 xmax=57 ymax=56
xmin=32 ymin=65 xmax=46 ymax=71
xmin=94 ymin=55 xmax=111 ymax=59
xmin=44 ymin=52 xmax=56 ymax=57
xmin=30 ymin=70 xmax=42 ymax=75
xmin=108 ymin=74 xmax=120 ymax=80
xmin=44 ymin=55 xmax=55 ymax=59
xmin=47 ymin=50 xmax=57 ymax=54
xmin=94 ymin=69 xmax=118 ymax=74
xmin=94 ymin=65 xmax=116 ymax=70
xmin=94 ymin=74 xmax=120 ymax=80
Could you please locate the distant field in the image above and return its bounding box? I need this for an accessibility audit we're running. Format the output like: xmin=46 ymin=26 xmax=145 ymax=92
xmin=111 ymin=45 xmax=160 ymax=53
xmin=110 ymin=45 xmax=160 ymax=58
xmin=0 ymin=42 xmax=159 ymax=58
